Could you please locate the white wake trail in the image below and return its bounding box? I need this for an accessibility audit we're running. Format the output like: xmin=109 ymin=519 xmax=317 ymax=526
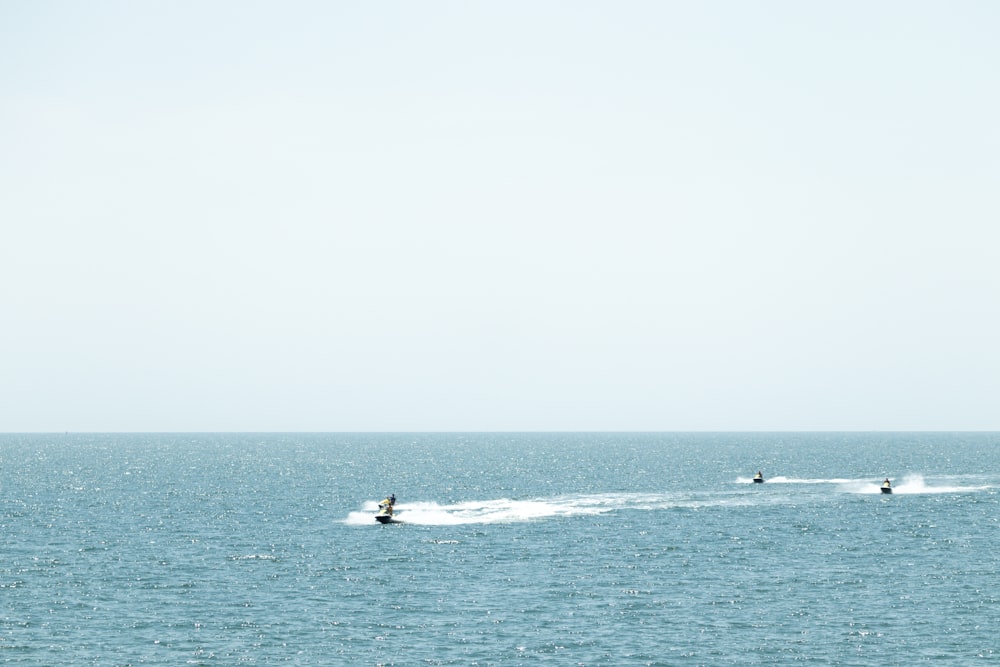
xmin=344 ymin=492 xmax=758 ymax=525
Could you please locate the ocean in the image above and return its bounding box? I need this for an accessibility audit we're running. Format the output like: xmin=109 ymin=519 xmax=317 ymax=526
xmin=1 ymin=432 xmax=998 ymax=665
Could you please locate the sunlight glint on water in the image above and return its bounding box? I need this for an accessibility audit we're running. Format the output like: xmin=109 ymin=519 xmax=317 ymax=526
xmin=1 ymin=432 xmax=998 ymax=665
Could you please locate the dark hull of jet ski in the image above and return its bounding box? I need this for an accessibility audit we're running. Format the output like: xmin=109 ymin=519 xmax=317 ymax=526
xmin=753 ymin=478 xmax=764 ymax=483
xmin=375 ymin=505 xmax=399 ymax=523
xmin=881 ymin=487 xmax=892 ymax=494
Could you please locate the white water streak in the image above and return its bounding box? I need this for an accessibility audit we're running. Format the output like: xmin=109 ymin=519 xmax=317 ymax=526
xmin=837 ymin=473 xmax=991 ymax=495
xmin=346 ymin=475 xmax=992 ymax=525
xmin=344 ymin=493 xmax=752 ymax=526
xmin=737 ymin=473 xmax=990 ymax=494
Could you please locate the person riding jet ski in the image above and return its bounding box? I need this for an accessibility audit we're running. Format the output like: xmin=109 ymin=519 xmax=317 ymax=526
xmin=375 ymin=494 xmax=398 ymax=523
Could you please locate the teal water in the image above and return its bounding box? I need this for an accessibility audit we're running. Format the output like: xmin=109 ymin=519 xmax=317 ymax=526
xmin=2 ymin=432 xmax=998 ymax=665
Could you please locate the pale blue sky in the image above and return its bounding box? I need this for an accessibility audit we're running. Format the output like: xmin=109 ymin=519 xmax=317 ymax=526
xmin=2 ymin=1 xmax=998 ymax=431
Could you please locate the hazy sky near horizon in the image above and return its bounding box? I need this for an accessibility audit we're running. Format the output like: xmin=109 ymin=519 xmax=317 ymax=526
xmin=2 ymin=1 xmax=998 ymax=431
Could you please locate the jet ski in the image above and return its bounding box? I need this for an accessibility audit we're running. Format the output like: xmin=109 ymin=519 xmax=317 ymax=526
xmin=375 ymin=506 xmax=397 ymax=523
xmin=880 ymin=480 xmax=892 ymax=494
xmin=375 ymin=495 xmax=399 ymax=523
xmin=753 ymin=472 xmax=764 ymax=484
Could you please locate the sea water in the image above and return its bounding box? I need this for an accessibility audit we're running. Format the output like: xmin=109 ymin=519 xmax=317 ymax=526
xmin=1 ymin=432 xmax=998 ymax=665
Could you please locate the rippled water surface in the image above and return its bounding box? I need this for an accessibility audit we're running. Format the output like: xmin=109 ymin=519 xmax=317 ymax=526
xmin=2 ymin=432 xmax=998 ymax=665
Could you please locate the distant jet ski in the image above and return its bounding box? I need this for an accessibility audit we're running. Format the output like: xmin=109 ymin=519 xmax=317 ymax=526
xmin=880 ymin=479 xmax=892 ymax=494
xmin=375 ymin=495 xmax=399 ymax=523
xmin=753 ymin=471 xmax=764 ymax=484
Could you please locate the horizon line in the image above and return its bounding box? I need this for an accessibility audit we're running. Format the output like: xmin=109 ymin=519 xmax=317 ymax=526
xmin=4 ymin=429 xmax=999 ymax=435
